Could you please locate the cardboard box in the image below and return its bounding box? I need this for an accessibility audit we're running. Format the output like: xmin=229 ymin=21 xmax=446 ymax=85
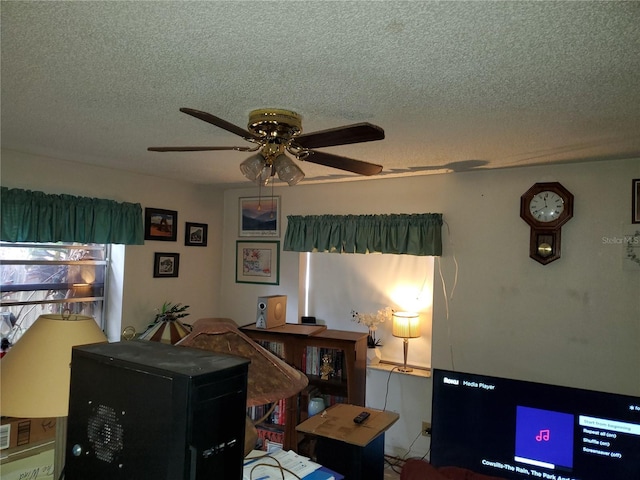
xmin=296 ymin=403 xmax=399 ymax=447
xmin=0 ymin=417 xmax=56 ymax=450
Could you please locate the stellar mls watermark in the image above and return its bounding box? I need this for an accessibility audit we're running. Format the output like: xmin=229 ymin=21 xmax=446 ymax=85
xmin=602 ymin=235 xmax=640 ymax=245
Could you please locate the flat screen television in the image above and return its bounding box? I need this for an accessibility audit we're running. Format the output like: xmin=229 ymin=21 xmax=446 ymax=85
xmin=430 ymin=369 xmax=640 ymax=480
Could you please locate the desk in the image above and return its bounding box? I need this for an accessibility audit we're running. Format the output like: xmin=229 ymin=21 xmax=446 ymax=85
xmin=296 ymin=404 xmax=399 ymax=480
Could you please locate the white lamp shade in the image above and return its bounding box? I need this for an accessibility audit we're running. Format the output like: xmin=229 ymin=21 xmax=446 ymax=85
xmin=274 ymin=154 xmax=305 ymax=186
xmin=240 ymin=154 xmax=266 ymax=182
xmin=0 ymin=314 xmax=107 ymax=417
xmin=392 ymin=312 xmax=420 ymax=338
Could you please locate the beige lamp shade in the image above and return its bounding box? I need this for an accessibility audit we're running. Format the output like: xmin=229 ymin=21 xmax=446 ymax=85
xmin=179 ymin=318 xmax=308 ymax=406
xmin=179 ymin=318 xmax=309 ymax=456
xmin=0 ymin=314 xmax=107 ymax=418
xmin=392 ymin=312 xmax=420 ymax=338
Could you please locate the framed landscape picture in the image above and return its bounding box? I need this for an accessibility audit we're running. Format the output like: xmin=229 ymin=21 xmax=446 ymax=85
xmin=239 ymin=196 xmax=280 ymax=237
xmin=145 ymin=208 xmax=178 ymax=241
xmin=153 ymin=252 xmax=180 ymax=278
xmin=185 ymin=222 xmax=208 ymax=246
xmin=235 ymin=240 xmax=280 ymax=285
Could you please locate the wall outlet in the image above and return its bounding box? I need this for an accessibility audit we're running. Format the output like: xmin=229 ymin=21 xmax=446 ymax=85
xmin=422 ymin=421 xmax=431 ymax=436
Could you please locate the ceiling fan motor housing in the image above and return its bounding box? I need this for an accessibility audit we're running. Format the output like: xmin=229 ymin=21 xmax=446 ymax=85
xmin=248 ymin=108 xmax=302 ymax=140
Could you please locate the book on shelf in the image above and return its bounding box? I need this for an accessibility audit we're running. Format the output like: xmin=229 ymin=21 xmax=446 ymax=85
xmin=256 ymin=339 xmax=285 ymax=360
xmin=302 ymin=346 xmax=344 ymax=379
xmin=255 ymin=424 xmax=285 ymax=451
xmin=247 ymin=397 xmax=287 ymax=426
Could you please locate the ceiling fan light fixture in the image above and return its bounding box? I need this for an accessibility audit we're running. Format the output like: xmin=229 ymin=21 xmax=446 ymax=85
xmin=274 ymin=154 xmax=305 ymax=186
xmin=240 ymin=153 xmax=267 ymax=183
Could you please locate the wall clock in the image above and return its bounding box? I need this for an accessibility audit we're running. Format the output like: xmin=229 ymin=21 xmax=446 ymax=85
xmin=520 ymin=182 xmax=574 ymax=265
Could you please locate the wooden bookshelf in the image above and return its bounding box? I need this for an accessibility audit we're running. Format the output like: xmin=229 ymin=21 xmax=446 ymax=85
xmin=240 ymin=323 xmax=367 ymax=452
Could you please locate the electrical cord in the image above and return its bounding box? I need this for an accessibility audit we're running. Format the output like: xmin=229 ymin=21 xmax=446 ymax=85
xmin=421 ymin=444 xmax=432 ymax=461
xmin=244 ymin=452 xmax=303 ymax=480
xmin=437 ymin=219 xmax=458 ymax=371
xmin=380 ymin=365 xmax=432 ymax=467
xmin=384 ymin=454 xmax=405 ymax=474
xmin=401 ymin=430 xmax=423 ymax=460
xmin=248 ymin=461 xmax=302 ymax=480
xmin=381 ymin=365 xmax=399 ymax=411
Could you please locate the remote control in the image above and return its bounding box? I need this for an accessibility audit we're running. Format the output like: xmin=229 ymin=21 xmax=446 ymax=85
xmin=353 ymin=411 xmax=370 ymax=424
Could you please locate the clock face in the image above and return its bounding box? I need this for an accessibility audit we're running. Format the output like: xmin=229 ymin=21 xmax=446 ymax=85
xmin=529 ymin=191 xmax=565 ymax=223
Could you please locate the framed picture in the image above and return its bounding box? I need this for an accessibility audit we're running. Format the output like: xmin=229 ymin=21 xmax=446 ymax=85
xmin=633 ymin=179 xmax=640 ymax=224
xmin=239 ymin=196 xmax=280 ymax=237
xmin=185 ymin=222 xmax=208 ymax=246
xmin=236 ymin=240 xmax=280 ymax=285
xmin=145 ymin=208 xmax=178 ymax=241
xmin=153 ymin=252 xmax=180 ymax=278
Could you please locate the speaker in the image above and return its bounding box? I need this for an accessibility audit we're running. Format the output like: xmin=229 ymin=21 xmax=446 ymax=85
xmin=65 ymin=341 xmax=249 ymax=480
xmin=255 ymin=295 xmax=287 ymax=329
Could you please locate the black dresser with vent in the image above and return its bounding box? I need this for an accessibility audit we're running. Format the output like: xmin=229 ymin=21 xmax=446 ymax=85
xmin=65 ymin=340 xmax=249 ymax=480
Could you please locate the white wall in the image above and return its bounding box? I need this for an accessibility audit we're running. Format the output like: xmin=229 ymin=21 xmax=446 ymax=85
xmin=3 ymin=149 xmax=638 ymax=459
xmin=1 ymin=149 xmax=225 ymax=334
xmin=220 ymin=159 xmax=640 ymax=457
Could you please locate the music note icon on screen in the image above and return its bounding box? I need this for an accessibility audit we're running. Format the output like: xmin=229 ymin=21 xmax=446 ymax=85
xmin=536 ymin=429 xmax=550 ymax=442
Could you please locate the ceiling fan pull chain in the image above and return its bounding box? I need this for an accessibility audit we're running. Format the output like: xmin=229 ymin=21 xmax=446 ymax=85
xmin=270 ymin=181 xmax=275 ymax=219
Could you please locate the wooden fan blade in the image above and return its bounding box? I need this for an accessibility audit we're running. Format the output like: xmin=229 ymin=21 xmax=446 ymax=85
xmin=180 ymin=108 xmax=259 ymax=140
xmin=303 ymin=151 xmax=383 ymax=176
xmin=295 ymin=123 xmax=384 ymax=149
xmin=148 ymin=146 xmax=254 ymax=152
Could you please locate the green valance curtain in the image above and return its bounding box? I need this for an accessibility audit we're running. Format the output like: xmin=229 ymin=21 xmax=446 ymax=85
xmin=284 ymin=213 xmax=443 ymax=256
xmin=1 ymin=187 xmax=144 ymax=245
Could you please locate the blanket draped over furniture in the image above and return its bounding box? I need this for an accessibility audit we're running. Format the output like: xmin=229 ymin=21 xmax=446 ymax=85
xmin=401 ymin=459 xmax=506 ymax=480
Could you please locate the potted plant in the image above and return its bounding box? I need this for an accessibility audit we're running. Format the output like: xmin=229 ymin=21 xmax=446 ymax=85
xmin=154 ymin=301 xmax=190 ymax=323
xmin=139 ymin=302 xmax=191 ymax=344
xmin=351 ymin=307 xmax=393 ymax=364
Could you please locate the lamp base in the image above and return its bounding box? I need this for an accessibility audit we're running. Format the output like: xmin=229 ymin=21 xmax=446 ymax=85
xmin=399 ymin=337 xmax=413 ymax=372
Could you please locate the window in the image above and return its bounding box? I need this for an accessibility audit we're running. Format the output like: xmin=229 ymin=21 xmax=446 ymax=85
xmin=0 ymin=242 xmax=109 ymax=349
xmin=299 ymin=251 xmax=434 ymax=369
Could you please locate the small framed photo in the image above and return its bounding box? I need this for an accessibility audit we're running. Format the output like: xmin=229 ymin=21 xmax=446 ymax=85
xmin=632 ymin=179 xmax=640 ymax=224
xmin=153 ymin=252 xmax=180 ymax=278
xmin=145 ymin=208 xmax=178 ymax=241
xmin=236 ymin=240 xmax=280 ymax=285
xmin=185 ymin=222 xmax=208 ymax=246
xmin=239 ymin=196 xmax=280 ymax=237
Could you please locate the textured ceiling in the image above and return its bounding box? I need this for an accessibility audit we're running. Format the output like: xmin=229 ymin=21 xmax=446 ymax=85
xmin=2 ymin=1 xmax=639 ymax=187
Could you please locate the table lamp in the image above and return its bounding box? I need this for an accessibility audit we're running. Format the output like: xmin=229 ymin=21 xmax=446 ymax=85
xmin=392 ymin=312 xmax=420 ymax=372
xmin=0 ymin=313 xmax=108 ymax=478
xmin=178 ymin=318 xmax=309 ymax=454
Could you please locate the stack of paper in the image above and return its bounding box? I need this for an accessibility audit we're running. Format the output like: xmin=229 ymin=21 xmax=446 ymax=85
xmin=243 ymin=449 xmax=335 ymax=480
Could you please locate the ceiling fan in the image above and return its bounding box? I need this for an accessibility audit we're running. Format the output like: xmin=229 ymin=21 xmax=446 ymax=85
xmin=148 ymin=108 xmax=385 ymax=185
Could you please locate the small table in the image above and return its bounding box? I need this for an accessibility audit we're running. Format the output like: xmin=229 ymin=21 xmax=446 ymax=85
xmin=296 ymin=403 xmax=399 ymax=480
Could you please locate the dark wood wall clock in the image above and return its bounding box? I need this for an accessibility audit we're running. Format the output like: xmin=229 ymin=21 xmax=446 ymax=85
xmin=520 ymin=182 xmax=574 ymax=265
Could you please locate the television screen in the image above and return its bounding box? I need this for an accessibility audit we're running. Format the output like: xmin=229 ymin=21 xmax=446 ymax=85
xmin=431 ymin=369 xmax=640 ymax=480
